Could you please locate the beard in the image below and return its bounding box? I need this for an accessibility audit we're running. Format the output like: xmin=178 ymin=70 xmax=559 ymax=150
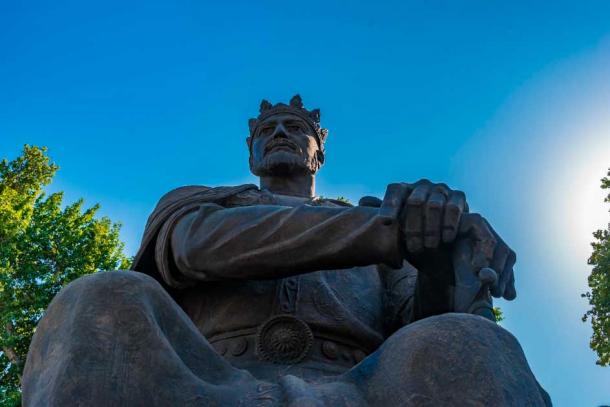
xmin=251 ymin=150 xmax=322 ymax=177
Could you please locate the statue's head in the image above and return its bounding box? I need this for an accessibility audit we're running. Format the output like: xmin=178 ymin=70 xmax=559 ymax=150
xmin=247 ymin=95 xmax=328 ymax=177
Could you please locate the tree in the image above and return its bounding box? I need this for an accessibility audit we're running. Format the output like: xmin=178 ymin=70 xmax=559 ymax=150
xmin=582 ymin=168 xmax=610 ymax=366
xmin=0 ymin=146 xmax=129 ymax=406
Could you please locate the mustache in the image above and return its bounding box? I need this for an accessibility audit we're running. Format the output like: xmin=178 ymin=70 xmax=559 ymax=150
xmin=264 ymin=139 xmax=301 ymax=155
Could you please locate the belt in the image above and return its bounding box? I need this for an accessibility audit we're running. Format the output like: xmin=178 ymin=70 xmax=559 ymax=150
xmin=208 ymin=314 xmax=369 ymax=366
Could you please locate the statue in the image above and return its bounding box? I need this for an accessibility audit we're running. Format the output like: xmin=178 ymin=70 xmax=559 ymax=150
xmin=22 ymin=95 xmax=551 ymax=406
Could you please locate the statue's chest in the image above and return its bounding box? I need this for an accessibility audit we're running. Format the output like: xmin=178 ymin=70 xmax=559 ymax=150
xmin=291 ymin=268 xmax=384 ymax=332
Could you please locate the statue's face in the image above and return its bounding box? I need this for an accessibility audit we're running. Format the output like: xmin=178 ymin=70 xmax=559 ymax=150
xmin=249 ymin=113 xmax=324 ymax=177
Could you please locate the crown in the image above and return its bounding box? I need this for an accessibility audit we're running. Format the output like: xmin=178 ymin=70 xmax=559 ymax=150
xmin=248 ymin=95 xmax=328 ymax=149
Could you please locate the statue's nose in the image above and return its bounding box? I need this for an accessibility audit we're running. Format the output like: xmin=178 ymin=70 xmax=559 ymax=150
xmin=271 ymin=124 xmax=288 ymax=139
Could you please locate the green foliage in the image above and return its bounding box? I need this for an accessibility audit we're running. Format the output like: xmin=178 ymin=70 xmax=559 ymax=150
xmin=582 ymin=168 xmax=610 ymax=366
xmin=0 ymin=146 xmax=129 ymax=405
xmin=493 ymin=306 xmax=504 ymax=323
xmin=316 ymin=195 xmax=352 ymax=205
xmin=335 ymin=196 xmax=351 ymax=204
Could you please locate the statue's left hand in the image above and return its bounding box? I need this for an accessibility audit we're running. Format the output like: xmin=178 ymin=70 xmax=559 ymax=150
xmin=377 ymin=180 xmax=516 ymax=303
xmin=455 ymin=214 xmax=516 ymax=301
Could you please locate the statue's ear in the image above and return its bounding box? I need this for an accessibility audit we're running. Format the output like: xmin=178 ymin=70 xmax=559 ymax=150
xmin=316 ymin=150 xmax=325 ymax=165
xmin=248 ymin=152 xmax=257 ymax=175
xmin=246 ymin=136 xmax=252 ymax=149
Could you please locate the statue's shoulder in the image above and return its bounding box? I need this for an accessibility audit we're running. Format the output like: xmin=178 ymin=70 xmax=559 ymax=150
xmin=155 ymin=184 xmax=259 ymax=210
xmin=156 ymin=185 xmax=213 ymax=209
xmin=142 ymin=184 xmax=258 ymax=233
xmin=135 ymin=183 xmax=258 ymax=263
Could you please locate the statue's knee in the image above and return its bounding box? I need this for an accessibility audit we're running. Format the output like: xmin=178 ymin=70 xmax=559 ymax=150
xmin=37 ymin=271 xmax=170 ymax=347
xmin=431 ymin=313 xmax=520 ymax=350
xmin=429 ymin=312 xmax=503 ymax=334
xmin=390 ymin=313 xmax=521 ymax=363
xmin=415 ymin=313 xmax=511 ymax=338
xmin=377 ymin=315 xmax=547 ymax=405
xmin=62 ymin=270 xmax=160 ymax=298
xmin=24 ymin=273 xmax=168 ymax=401
xmin=385 ymin=313 xmax=529 ymax=381
xmin=48 ymin=271 xmax=166 ymax=319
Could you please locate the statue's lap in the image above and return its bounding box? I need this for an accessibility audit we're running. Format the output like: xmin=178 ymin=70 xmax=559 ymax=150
xmin=22 ymin=271 xmax=549 ymax=406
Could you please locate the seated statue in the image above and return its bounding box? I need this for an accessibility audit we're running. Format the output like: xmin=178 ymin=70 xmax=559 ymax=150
xmin=22 ymin=95 xmax=551 ymax=406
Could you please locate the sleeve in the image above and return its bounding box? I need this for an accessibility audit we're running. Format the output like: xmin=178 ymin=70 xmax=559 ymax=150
xmin=156 ymin=202 xmax=404 ymax=285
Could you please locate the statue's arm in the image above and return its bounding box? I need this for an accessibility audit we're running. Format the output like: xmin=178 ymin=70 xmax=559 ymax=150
xmin=168 ymin=203 xmax=403 ymax=282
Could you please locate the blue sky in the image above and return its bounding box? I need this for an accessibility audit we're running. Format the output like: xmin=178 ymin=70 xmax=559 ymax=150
xmin=2 ymin=1 xmax=610 ymax=404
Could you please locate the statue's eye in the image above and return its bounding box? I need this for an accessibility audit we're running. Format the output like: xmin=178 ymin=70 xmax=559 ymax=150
xmin=287 ymin=125 xmax=301 ymax=132
xmin=260 ymin=127 xmax=274 ymax=136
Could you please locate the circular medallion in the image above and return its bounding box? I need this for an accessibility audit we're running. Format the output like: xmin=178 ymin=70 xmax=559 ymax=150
xmin=230 ymin=337 xmax=248 ymax=357
xmin=256 ymin=315 xmax=313 ymax=364
xmin=321 ymin=341 xmax=339 ymax=360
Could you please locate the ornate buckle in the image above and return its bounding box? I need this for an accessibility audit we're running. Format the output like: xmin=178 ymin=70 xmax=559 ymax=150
xmin=256 ymin=314 xmax=313 ymax=364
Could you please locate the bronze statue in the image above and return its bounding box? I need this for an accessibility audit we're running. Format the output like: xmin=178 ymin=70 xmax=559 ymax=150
xmin=22 ymin=95 xmax=551 ymax=406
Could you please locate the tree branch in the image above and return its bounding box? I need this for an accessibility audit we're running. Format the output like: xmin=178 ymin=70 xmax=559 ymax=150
xmin=3 ymin=322 xmax=22 ymax=368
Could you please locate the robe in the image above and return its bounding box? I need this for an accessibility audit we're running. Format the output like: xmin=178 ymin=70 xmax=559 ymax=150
xmin=22 ymin=184 xmax=551 ymax=406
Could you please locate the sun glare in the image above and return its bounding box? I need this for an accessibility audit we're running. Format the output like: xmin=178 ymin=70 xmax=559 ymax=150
xmin=557 ymin=126 xmax=610 ymax=260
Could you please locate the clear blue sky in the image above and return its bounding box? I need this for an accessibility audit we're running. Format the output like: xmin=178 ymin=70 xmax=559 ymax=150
xmin=2 ymin=1 xmax=610 ymax=405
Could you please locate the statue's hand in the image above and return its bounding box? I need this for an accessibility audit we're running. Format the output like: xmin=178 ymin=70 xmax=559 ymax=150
xmin=379 ymin=179 xmax=468 ymax=252
xmin=377 ymin=181 xmax=516 ymax=315
xmin=454 ymin=214 xmax=517 ymax=301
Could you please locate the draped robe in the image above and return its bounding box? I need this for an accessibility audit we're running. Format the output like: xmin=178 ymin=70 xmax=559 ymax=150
xmin=22 ymin=184 xmax=551 ymax=406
